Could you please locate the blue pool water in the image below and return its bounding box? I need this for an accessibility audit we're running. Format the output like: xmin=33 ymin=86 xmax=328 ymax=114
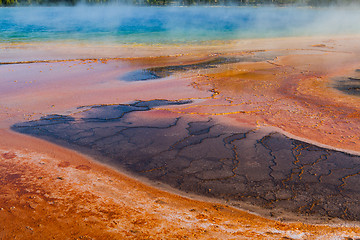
xmin=1 ymin=6 xmax=360 ymax=44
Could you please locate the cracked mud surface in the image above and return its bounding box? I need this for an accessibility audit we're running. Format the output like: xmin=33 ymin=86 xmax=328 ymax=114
xmin=3 ymin=137 xmax=360 ymax=240
xmin=12 ymin=100 xmax=360 ymax=221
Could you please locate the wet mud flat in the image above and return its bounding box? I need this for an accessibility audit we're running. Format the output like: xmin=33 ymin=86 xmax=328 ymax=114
xmin=120 ymin=54 xmax=274 ymax=82
xmin=12 ymin=99 xmax=360 ymax=223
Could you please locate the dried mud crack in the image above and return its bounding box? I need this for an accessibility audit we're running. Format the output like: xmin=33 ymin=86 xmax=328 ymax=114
xmin=12 ymin=99 xmax=360 ymax=222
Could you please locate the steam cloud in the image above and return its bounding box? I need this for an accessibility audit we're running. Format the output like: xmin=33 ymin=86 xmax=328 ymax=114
xmin=1 ymin=6 xmax=360 ymax=43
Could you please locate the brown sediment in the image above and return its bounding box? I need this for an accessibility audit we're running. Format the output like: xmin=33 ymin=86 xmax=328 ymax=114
xmin=2 ymin=36 xmax=360 ymax=238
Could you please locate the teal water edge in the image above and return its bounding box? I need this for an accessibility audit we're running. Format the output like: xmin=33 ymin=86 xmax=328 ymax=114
xmin=1 ymin=6 xmax=360 ymax=44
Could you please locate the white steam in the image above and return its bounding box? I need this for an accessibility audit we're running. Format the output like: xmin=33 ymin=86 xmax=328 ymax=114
xmin=1 ymin=6 xmax=360 ymax=43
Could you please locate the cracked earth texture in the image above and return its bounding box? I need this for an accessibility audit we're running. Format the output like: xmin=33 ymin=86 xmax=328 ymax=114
xmin=12 ymin=98 xmax=360 ymax=221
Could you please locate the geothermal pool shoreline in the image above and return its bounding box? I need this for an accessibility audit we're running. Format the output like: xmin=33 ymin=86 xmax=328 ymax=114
xmin=2 ymin=34 xmax=360 ymax=63
xmin=1 ymin=36 xmax=360 ymax=238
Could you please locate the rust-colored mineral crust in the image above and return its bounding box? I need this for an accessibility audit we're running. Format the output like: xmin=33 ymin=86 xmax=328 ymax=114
xmin=1 ymin=130 xmax=360 ymax=239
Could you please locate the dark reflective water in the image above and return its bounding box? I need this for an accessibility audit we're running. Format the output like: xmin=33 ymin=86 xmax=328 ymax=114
xmin=120 ymin=55 xmax=273 ymax=81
